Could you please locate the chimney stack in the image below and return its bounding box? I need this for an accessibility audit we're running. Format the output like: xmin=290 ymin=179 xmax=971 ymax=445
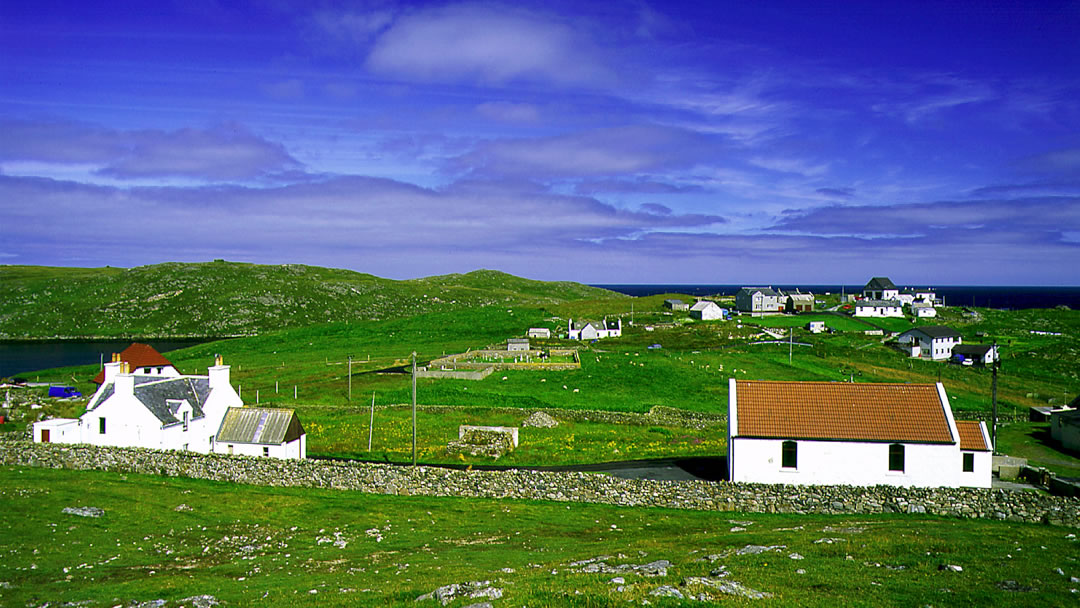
xmin=102 ymin=354 xmax=123 ymax=385
xmin=114 ymin=360 xmax=135 ymax=395
xmin=208 ymin=354 xmax=230 ymax=391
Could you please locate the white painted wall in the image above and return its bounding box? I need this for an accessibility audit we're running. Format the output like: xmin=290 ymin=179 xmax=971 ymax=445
xmin=214 ymin=436 xmax=305 ymax=459
xmin=729 ymin=437 xmax=987 ymax=488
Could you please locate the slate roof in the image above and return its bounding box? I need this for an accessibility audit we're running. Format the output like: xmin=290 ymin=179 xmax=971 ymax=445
xmin=903 ymin=325 xmax=962 ymax=339
xmin=690 ymin=300 xmax=720 ymax=311
xmin=952 ymin=344 xmax=993 ymax=358
xmin=855 ymin=299 xmax=901 ymax=307
xmin=87 ymin=376 xmax=210 ymax=426
xmin=787 ymin=293 xmax=815 ymax=302
xmin=92 ymin=343 xmax=176 ymax=384
xmin=864 ymin=277 xmax=897 ymax=291
xmin=955 ymin=421 xmax=990 ymax=451
xmin=216 ymin=407 xmax=304 ymax=445
xmin=732 ymin=380 xmax=955 ymax=444
xmin=738 ymin=287 xmax=783 ymax=297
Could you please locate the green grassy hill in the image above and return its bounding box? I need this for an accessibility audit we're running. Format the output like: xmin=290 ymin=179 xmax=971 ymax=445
xmin=0 ymin=262 xmax=622 ymax=339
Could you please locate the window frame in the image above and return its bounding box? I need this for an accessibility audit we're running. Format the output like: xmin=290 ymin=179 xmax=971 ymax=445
xmin=99 ymin=417 xmax=106 ymax=435
xmin=888 ymin=443 xmax=905 ymax=472
xmin=962 ymin=452 xmax=974 ymax=473
xmin=781 ymin=440 xmax=798 ymax=469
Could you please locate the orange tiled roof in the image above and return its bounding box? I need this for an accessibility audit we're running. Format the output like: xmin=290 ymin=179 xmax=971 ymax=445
xmin=956 ymin=421 xmax=990 ymax=451
xmin=733 ymin=380 xmax=954 ymax=444
xmin=91 ymin=343 xmax=175 ymax=384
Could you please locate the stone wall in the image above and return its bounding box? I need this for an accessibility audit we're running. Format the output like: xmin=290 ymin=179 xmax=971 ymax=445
xmin=416 ymin=367 xmax=494 ymax=380
xmin=2 ymin=441 xmax=1078 ymax=527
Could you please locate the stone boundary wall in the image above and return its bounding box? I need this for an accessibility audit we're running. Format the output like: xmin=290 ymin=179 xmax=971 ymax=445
xmin=416 ymin=367 xmax=494 ymax=381
xmin=2 ymin=441 xmax=1077 ymax=527
xmin=404 ymin=404 xmax=726 ymax=430
xmin=427 ymin=349 xmax=581 ymax=372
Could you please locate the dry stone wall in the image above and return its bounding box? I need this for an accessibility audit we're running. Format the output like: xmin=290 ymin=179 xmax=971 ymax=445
xmin=3 ymin=441 xmax=1078 ymax=527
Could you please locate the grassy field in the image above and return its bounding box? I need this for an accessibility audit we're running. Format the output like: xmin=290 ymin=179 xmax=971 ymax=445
xmin=2 ymin=466 xmax=1077 ymax=607
xmin=8 ymin=282 xmax=1080 ymax=468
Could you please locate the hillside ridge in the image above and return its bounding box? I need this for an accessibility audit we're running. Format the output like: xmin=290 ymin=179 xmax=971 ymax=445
xmin=0 ymin=261 xmax=622 ymax=339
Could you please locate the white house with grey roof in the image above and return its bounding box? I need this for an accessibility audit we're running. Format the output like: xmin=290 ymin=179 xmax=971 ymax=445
xmin=33 ymin=354 xmax=241 ymax=454
xmin=853 ymin=299 xmax=904 ymax=318
xmin=213 ymin=407 xmax=306 ymax=459
xmin=735 ymin=287 xmax=785 ymax=313
xmin=897 ymin=326 xmax=963 ymax=360
xmin=568 ymin=318 xmax=622 ymax=340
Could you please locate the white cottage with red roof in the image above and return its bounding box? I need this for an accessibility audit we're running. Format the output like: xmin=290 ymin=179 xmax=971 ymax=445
xmin=34 ymin=354 xmax=241 ymax=454
xmin=727 ymin=379 xmax=991 ymax=488
xmin=91 ymin=343 xmax=180 ymax=384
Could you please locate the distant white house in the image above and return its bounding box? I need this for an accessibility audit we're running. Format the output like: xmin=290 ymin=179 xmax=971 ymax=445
xmin=951 ymin=344 xmax=998 ymax=366
xmin=735 ymin=287 xmax=785 ymax=313
xmin=863 ymin=277 xmax=900 ymax=301
xmin=912 ymin=302 xmax=937 ymax=318
xmin=507 ymin=338 xmax=530 ymax=352
xmin=568 ymin=318 xmax=622 ymax=340
xmin=527 ymin=328 xmax=551 ymax=339
xmin=897 ymin=326 xmax=963 ymax=360
xmin=728 ymin=379 xmax=991 ymax=488
xmin=853 ymin=299 xmax=904 ymax=318
xmin=35 ymin=353 xmax=241 ymax=454
xmin=213 ymin=407 xmax=306 ymax=459
xmin=689 ymin=300 xmax=725 ymax=320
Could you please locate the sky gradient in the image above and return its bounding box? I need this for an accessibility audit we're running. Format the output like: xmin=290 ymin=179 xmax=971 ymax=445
xmin=2 ymin=1 xmax=1079 ymax=284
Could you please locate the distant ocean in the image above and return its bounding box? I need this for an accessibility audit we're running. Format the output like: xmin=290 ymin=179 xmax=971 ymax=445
xmin=592 ymin=285 xmax=1080 ymax=311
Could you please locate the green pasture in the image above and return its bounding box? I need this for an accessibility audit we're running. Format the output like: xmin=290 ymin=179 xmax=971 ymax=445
xmin=2 ymin=466 xmax=1078 ymax=607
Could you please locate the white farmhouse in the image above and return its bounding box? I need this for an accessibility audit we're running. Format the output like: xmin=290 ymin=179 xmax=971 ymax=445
xmin=951 ymin=344 xmax=999 ymax=366
xmin=735 ymin=287 xmax=785 ymax=313
xmin=213 ymin=407 xmax=306 ymax=459
xmin=897 ymin=326 xmax=963 ymax=360
xmin=689 ymin=300 xmax=725 ymax=320
xmin=853 ymin=299 xmax=904 ymax=318
xmin=862 ymin=277 xmax=899 ymax=301
xmin=34 ymin=354 xmax=240 ymax=453
xmin=727 ymin=379 xmax=991 ymax=488
xmin=568 ymin=318 xmax=622 ymax=340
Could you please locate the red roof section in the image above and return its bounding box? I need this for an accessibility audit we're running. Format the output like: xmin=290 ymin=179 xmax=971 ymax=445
xmin=91 ymin=343 xmax=175 ymax=384
xmin=733 ymin=380 xmax=955 ymax=444
xmin=956 ymin=421 xmax=990 ymax=451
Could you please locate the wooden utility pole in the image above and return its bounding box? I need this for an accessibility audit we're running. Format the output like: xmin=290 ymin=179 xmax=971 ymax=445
xmin=788 ymin=327 xmax=793 ymax=364
xmin=991 ymin=341 xmax=999 ymax=452
xmin=348 ymin=355 xmax=353 ymax=401
xmin=368 ymin=391 xmax=375 ymax=452
xmin=411 ymin=351 xmax=417 ymax=466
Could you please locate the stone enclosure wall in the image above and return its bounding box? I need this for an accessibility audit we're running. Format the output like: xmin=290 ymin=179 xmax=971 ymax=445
xmin=3 ymin=441 xmax=1078 ymax=527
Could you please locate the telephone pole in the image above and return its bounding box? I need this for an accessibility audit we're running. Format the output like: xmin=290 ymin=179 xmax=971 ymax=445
xmin=411 ymin=351 xmax=418 ymax=466
xmin=348 ymin=355 xmax=353 ymax=402
xmin=991 ymin=341 xmax=999 ymax=452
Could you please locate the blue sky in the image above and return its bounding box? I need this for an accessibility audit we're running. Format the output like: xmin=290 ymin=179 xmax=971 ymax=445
xmin=1 ymin=0 xmax=1078 ymax=285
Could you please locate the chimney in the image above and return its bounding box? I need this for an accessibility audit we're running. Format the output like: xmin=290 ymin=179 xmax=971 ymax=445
xmin=102 ymin=354 xmax=123 ymax=385
xmin=114 ymin=361 xmax=135 ymax=396
xmin=208 ymin=354 xmax=230 ymax=390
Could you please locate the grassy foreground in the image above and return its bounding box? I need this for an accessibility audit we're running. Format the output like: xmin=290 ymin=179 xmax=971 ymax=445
xmin=2 ymin=466 xmax=1078 ymax=607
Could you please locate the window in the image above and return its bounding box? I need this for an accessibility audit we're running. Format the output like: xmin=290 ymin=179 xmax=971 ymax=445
xmin=263 ymin=447 xmax=270 ymax=457
xmin=963 ymin=452 xmax=974 ymax=473
xmin=99 ymin=417 xmax=106 ymax=435
xmin=888 ymin=444 xmax=905 ymax=472
xmin=182 ymin=411 xmax=189 ymax=432
xmin=781 ymin=441 xmax=797 ymax=469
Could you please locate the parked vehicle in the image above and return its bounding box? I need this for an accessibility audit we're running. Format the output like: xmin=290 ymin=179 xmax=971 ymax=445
xmin=48 ymin=386 xmax=82 ymax=398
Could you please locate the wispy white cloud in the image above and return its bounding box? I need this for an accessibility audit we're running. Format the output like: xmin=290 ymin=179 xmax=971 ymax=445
xmin=0 ymin=120 xmax=302 ymax=181
xmin=363 ymin=3 xmax=614 ymax=87
xmin=475 ymin=101 xmax=541 ymax=123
